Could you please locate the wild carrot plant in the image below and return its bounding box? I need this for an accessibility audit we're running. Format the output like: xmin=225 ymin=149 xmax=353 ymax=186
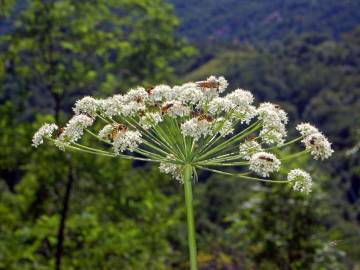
xmin=33 ymin=76 xmax=333 ymax=270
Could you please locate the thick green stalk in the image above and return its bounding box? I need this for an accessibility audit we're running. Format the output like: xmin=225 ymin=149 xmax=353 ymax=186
xmin=183 ymin=164 xmax=198 ymax=270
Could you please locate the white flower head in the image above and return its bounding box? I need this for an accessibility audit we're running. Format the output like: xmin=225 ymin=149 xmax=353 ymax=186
xmin=296 ymin=122 xmax=319 ymax=137
xmin=139 ymin=112 xmax=162 ymax=130
xmin=257 ymin=102 xmax=288 ymax=126
xmin=98 ymin=124 xmax=113 ymax=140
xmin=181 ymin=117 xmax=213 ymax=141
xmin=159 ymin=162 xmax=183 ymax=182
xmin=259 ymin=124 xmax=287 ymax=145
xmin=73 ymin=96 xmax=99 ymax=116
xmin=32 ymin=123 xmax=58 ymax=147
xmin=124 ymin=87 xmax=149 ymax=103
xmin=162 ymin=100 xmax=190 ymax=117
xmin=214 ymin=117 xmax=234 ymax=137
xmin=302 ymin=132 xmax=334 ymax=160
xmin=249 ymin=152 xmax=281 ymax=177
xmin=208 ymin=97 xmax=234 ymax=115
xmin=98 ymin=95 xmax=125 ymax=118
xmin=113 ymin=130 xmax=142 ymax=154
xmin=176 ymin=83 xmax=204 ymax=106
xmin=149 ymin=84 xmax=174 ymax=102
xmin=288 ymin=169 xmax=313 ymax=194
xmin=239 ymin=140 xmax=262 ymax=160
xmin=226 ymin=88 xmax=254 ymax=107
xmin=58 ymin=114 xmax=94 ymax=144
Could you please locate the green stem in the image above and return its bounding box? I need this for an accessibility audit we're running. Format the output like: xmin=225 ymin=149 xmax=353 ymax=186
xmin=183 ymin=164 xmax=198 ymax=270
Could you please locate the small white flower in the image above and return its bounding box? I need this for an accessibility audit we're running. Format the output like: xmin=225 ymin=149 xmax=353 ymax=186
xmin=226 ymin=89 xmax=254 ymax=107
xmin=249 ymin=152 xmax=281 ymax=177
xmin=296 ymin=122 xmax=319 ymax=137
xmin=163 ymin=100 xmax=190 ymax=117
xmin=57 ymin=115 xmax=94 ymax=145
xmin=98 ymin=95 xmax=125 ymax=118
xmin=215 ymin=118 xmax=234 ymax=137
xmin=259 ymin=124 xmax=287 ymax=145
xmin=302 ymin=132 xmax=334 ymax=160
xmin=149 ymin=84 xmax=174 ymax=102
xmin=176 ymin=83 xmax=204 ymax=106
xmin=159 ymin=162 xmax=183 ymax=182
xmin=113 ymin=130 xmax=142 ymax=154
xmin=288 ymin=169 xmax=313 ymax=194
xmin=98 ymin=124 xmax=113 ymax=140
xmin=139 ymin=112 xmax=162 ymax=130
xmin=181 ymin=117 xmax=213 ymax=141
xmin=257 ymin=102 xmax=288 ymax=126
xmin=73 ymin=96 xmax=99 ymax=116
xmin=239 ymin=140 xmax=262 ymax=160
xmin=32 ymin=123 xmax=58 ymax=147
xmin=208 ymin=97 xmax=234 ymax=115
xmin=124 ymin=87 xmax=149 ymax=103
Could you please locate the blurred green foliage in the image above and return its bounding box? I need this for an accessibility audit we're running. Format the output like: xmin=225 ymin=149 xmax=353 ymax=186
xmin=0 ymin=0 xmax=359 ymax=269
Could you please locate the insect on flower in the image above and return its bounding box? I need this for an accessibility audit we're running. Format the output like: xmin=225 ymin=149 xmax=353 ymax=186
xmin=160 ymin=102 xmax=174 ymax=114
xmin=111 ymin=123 xmax=128 ymax=140
xmin=196 ymin=80 xmax=219 ymax=89
xmin=197 ymin=114 xmax=214 ymax=122
xmin=246 ymin=134 xmax=257 ymax=141
xmin=57 ymin=127 xmax=65 ymax=137
xmin=258 ymin=155 xmax=274 ymax=162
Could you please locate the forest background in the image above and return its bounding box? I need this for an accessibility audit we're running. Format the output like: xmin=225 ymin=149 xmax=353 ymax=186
xmin=0 ymin=0 xmax=359 ymax=269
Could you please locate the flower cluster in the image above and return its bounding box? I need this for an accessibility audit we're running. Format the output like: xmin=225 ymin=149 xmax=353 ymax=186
xmin=297 ymin=122 xmax=334 ymax=160
xmin=33 ymin=76 xmax=334 ymax=193
xmin=288 ymin=169 xmax=313 ymax=194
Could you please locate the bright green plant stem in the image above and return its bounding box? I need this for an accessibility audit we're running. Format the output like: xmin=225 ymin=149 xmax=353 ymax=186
xmin=183 ymin=164 xmax=198 ymax=270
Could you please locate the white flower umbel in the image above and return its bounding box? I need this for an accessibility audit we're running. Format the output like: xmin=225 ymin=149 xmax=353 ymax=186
xmin=249 ymin=152 xmax=281 ymax=177
xmin=149 ymin=84 xmax=174 ymax=102
xmin=32 ymin=123 xmax=58 ymax=147
xmin=208 ymin=97 xmax=234 ymax=115
xmin=296 ymin=122 xmax=319 ymax=137
xmin=239 ymin=140 xmax=262 ymax=160
xmin=159 ymin=162 xmax=183 ymax=182
xmin=177 ymin=83 xmax=204 ymax=106
xmin=163 ymin=100 xmax=190 ymax=117
xmin=181 ymin=117 xmax=213 ymax=141
xmin=113 ymin=130 xmax=142 ymax=154
xmin=288 ymin=169 xmax=313 ymax=194
xmin=302 ymin=132 xmax=334 ymax=160
xmin=98 ymin=124 xmax=113 ymax=140
xmin=139 ymin=112 xmax=162 ymax=130
xmin=73 ymin=96 xmax=99 ymax=116
xmin=33 ymin=76 xmax=334 ymax=270
xmin=58 ymin=114 xmax=94 ymax=144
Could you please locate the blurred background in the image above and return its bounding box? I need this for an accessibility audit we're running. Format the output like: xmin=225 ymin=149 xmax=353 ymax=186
xmin=0 ymin=0 xmax=359 ymax=269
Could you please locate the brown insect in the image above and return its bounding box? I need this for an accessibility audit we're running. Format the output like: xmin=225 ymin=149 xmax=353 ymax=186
xmin=111 ymin=124 xmax=128 ymax=140
xmin=246 ymin=134 xmax=257 ymax=141
xmin=309 ymin=137 xmax=316 ymax=145
xmin=196 ymin=80 xmax=219 ymax=89
xmin=161 ymin=103 xmax=174 ymax=114
xmin=57 ymin=127 xmax=65 ymax=137
xmin=198 ymin=114 xmax=214 ymax=122
xmin=146 ymin=85 xmax=154 ymax=95
xmin=134 ymin=96 xmax=143 ymax=103
xmin=191 ymin=110 xmax=203 ymax=117
xmin=274 ymin=104 xmax=281 ymax=109
xmin=259 ymin=155 xmax=274 ymax=162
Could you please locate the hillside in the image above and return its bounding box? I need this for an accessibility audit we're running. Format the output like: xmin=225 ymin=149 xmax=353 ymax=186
xmin=169 ymin=0 xmax=360 ymax=43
